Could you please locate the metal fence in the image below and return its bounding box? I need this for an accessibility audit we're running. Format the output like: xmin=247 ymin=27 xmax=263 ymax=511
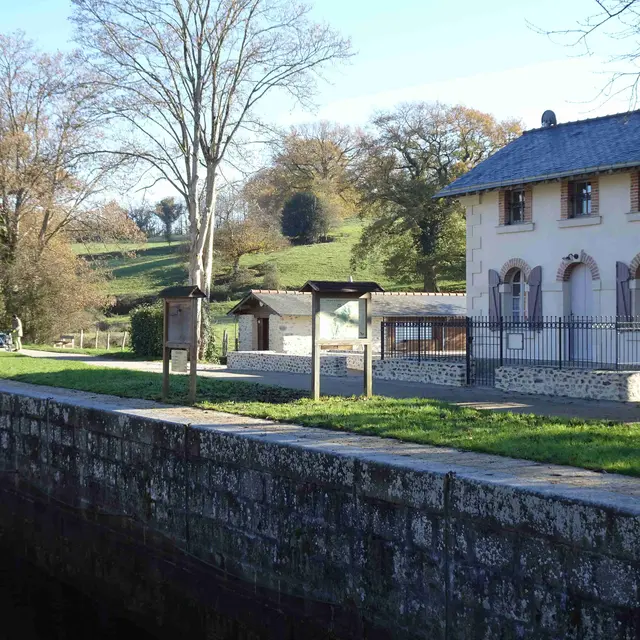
xmin=381 ymin=316 xmax=640 ymax=386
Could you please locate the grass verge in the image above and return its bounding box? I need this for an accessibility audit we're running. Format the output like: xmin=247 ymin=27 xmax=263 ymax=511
xmin=22 ymin=345 xmax=144 ymax=360
xmin=1 ymin=352 xmax=639 ymax=476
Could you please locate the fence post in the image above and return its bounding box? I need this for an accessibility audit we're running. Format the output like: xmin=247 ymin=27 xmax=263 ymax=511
xmin=79 ymin=329 xmax=84 ymax=349
xmin=558 ymin=318 xmax=562 ymax=370
xmin=95 ymin=329 xmax=99 ymax=349
xmin=122 ymin=331 xmax=127 ymax=351
xmin=465 ymin=316 xmax=472 ymax=385
xmin=417 ymin=321 xmax=421 ymax=363
xmin=106 ymin=332 xmax=111 ymax=350
xmin=615 ymin=317 xmax=619 ymax=371
xmin=380 ymin=322 xmax=385 ymax=361
xmin=499 ymin=316 xmax=504 ymax=368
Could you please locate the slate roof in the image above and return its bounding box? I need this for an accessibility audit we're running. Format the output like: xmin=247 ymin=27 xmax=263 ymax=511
xmin=435 ymin=110 xmax=640 ymax=198
xmin=300 ymin=280 xmax=385 ymax=294
xmin=228 ymin=291 xmax=466 ymax=318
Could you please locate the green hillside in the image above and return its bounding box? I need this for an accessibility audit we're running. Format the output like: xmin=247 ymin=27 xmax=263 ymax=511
xmin=74 ymin=220 xmax=464 ymax=317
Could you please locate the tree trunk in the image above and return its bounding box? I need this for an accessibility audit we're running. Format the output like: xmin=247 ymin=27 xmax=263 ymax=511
xmin=422 ymin=266 xmax=440 ymax=293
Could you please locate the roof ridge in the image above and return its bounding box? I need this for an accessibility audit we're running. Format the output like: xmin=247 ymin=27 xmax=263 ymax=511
xmin=524 ymin=109 xmax=640 ymax=135
xmin=374 ymin=291 xmax=465 ymax=296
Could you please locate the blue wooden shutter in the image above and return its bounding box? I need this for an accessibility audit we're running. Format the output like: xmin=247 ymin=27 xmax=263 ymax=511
xmin=527 ymin=266 xmax=543 ymax=323
xmin=488 ymin=269 xmax=501 ymax=321
xmin=616 ymin=261 xmax=631 ymax=317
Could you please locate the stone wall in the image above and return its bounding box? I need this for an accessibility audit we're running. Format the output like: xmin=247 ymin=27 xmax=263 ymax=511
xmin=1 ymin=382 xmax=640 ymax=639
xmin=374 ymin=358 xmax=468 ymax=386
xmin=237 ymin=314 xmax=255 ymax=351
xmin=228 ymin=350 xmax=348 ymax=376
xmin=496 ymin=365 xmax=640 ymax=401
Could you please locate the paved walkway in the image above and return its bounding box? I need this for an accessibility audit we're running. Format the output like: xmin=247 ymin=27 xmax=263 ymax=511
xmin=19 ymin=349 xmax=640 ymax=423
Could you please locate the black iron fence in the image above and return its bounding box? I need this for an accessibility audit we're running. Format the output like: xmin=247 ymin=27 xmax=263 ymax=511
xmin=381 ymin=316 xmax=640 ymax=386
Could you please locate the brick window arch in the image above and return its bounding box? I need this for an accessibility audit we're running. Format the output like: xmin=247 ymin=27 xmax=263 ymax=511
xmin=629 ymin=252 xmax=640 ymax=279
xmin=555 ymin=250 xmax=600 ymax=282
xmin=499 ymin=258 xmax=532 ymax=283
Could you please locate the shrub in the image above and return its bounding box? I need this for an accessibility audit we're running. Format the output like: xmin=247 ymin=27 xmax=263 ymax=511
xmin=281 ymin=191 xmax=334 ymax=244
xmin=130 ymin=303 xmax=164 ymax=358
xmin=262 ymin=263 xmax=282 ymax=290
xmin=200 ymin=300 xmax=218 ymax=363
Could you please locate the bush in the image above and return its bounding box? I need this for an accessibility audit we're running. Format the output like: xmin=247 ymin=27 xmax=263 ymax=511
xmin=210 ymin=284 xmax=232 ymax=301
xmin=262 ymin=263 xmax=281 ymax=290
xmin=281 ymin=191 xmax=334 ymax=244
xmin=200 ymin=300 xmax=218 ymax=363
xmin=130 ymin=303 xmax=163 ymax=358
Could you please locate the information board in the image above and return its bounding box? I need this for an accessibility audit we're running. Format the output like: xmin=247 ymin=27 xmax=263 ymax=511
xmin=167 ymin=301 xmax=192 ymax=343
xmin=319 ymin=298 xmax=367 ymax=340
xmin=171 ymin=349 xmax=188 ymax=373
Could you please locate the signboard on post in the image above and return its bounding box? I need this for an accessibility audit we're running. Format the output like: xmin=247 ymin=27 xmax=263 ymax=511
xmin=159 ymin=286 xmax=206 ymax=404
xmin=300 ymin=280 xmax=384 ymax=401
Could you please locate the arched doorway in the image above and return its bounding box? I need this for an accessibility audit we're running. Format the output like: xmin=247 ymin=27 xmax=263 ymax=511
xmin=568 ymin=263 xmax=594 ymax=361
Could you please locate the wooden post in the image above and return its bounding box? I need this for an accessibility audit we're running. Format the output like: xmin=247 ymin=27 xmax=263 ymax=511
xmin=364 ymin=294 xmax=373 ymax=398
xmin=311 ymin=293 xmax=321 ymax=400
xmin=106 ymin=332 xmax=111 ymax=350
xmin=79 ymin=329 xmax=84 ymax=349
xmin=162 ymin=300 xmax=170 ymax=401
xmin=122 ymin=331 xmax=127 ymax=350
xmin=188 ymin=298 xmax=199 ymax=404
xmin=95 ymin=329 xmax=99 ymax=349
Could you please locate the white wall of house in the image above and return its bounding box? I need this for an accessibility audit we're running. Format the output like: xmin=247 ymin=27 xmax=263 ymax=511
xmin=235 ymin=314 xmax=386 ymax=356
xmin=238 ymin=315 xmax=256 ymax=351
xmin=464 ymin=172 xmax=638 ymax=318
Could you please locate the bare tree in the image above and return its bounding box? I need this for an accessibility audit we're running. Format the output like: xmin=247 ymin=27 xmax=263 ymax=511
xmin=0 ymin=32 xmax=123 ymax=265
xmin=535 ymin=1 xmax=640 ymax=105
xmin=71 ymin=0 xmax=352 ymax=309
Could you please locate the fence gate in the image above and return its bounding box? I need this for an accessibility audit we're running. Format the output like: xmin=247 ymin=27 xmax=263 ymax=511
xmin=381 ymin=316 xmax=640 ymax=388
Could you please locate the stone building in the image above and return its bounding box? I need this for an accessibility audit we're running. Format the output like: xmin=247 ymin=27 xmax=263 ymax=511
xmin=435 ymin=110 xmax=640 ymax=322
xmin=228 ymin=290 xmax=466 ymax=355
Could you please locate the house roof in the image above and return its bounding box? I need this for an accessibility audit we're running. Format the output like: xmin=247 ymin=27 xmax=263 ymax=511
xmin=228 ymin=290 xmax=466 ymax=318
xmin=300 ymin=280 xmax=385 ymax=294
xmin=159 ymin=285 xmax=206 ymax=299
xmin=435 ymin=110 xmax=640 ymax=198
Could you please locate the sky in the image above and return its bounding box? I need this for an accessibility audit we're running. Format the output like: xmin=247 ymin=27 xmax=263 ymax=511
xmin=2 ymin=0 xmax=634 ymax=131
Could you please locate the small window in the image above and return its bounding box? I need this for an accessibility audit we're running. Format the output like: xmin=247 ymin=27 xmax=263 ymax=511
xmin=569 ymin=181 xmax=592 ymax=217
xmin=505 ymin=189 xmax=525 ymax=225
xmin=395 ymin=323 xmax=432 ymax=341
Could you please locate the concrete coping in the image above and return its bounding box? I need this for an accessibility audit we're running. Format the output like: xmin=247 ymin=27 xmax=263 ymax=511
xmin=1 ymin=379 xmax=639 ymax=515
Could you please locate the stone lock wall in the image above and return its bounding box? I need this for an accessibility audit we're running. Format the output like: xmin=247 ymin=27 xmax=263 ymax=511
xmin=373 ymin=358 xmax=468 ymax=386
xmin=496 ymin=365 xmax=640 ymax=401
xmin=227 ymin=350 xmax=349 ymax=376
xmin=0 ymin=383 xmax=640 ymax=639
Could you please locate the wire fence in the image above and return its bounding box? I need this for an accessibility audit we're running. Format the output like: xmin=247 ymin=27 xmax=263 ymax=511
xmin=381 ymin=316 xmax=640 ymax=386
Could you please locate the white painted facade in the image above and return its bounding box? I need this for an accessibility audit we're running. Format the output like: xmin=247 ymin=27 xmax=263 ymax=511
xmin=463 ymin=172 xmax=640 ymax=318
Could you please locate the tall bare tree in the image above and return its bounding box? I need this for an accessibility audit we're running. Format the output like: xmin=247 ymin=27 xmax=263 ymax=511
xmin=71 ymin=0 xmax=352 ymax=306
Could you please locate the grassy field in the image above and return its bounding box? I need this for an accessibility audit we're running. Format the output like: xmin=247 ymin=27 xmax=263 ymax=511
xmin=74 ymin=221 xmax=464 ymax=299
xmin=2 ymin=352 xmax=639 ymax=477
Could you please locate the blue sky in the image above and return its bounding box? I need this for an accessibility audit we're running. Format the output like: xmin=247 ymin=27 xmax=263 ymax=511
xmin=2 ymin=0 xmax=631 ymax=129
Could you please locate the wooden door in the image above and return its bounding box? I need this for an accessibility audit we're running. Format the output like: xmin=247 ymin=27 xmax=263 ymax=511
xmin=257 ymin=317 xmax=270 ymax=351
xmin=569 ymin=264 xmax=593 ymax=361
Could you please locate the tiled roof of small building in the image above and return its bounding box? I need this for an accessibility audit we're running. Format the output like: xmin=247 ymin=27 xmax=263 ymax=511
xmin=435 ymin=110 xmax=640 ymax=198
xmin=228 ymin=290 xmax=466 ymax=318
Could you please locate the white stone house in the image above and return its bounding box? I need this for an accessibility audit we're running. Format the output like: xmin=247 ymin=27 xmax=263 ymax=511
xmin=228 ymin=290 xmax=466 ymax=355
xmin=436 ymin=110 xmax=640 ymax=320
xmin=435 ymin=110 xmax=640 ymax=365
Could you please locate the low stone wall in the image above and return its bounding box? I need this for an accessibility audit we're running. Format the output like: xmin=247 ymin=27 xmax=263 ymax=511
xmin=373 ymin=358 xmax=468 ymax=386
xmin=1 ymin=381 xmax=640 ymax=639
xmin=496 ymin=365 xmax=640 ymax=401
xmin=228 ymin=350 xmax=348 ymax=377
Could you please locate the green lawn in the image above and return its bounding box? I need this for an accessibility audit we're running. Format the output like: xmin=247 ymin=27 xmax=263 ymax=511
xmin=74 ymin=221 xmax=464 ymax=299
xmin=1 ymin=352 xmax=639 ymax=477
